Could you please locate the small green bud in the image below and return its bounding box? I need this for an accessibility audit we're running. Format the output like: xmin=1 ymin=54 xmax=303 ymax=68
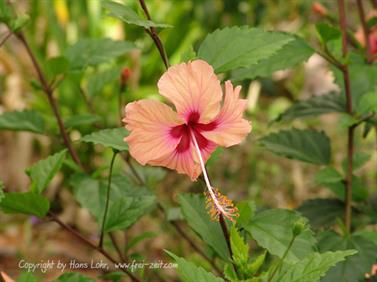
xmin=292 ymin=219 xmax=307 ymax=236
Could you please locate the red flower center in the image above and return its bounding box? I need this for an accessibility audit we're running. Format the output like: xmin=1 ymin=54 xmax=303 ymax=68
xmin=170 ymin=111 xmax=217 ymax=153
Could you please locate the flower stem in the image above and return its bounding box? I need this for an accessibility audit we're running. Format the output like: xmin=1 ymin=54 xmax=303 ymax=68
xmin=99 ymin=150 xmax=118 ymax=248
xmin=338 ymin=0 xmax=354 ymax=234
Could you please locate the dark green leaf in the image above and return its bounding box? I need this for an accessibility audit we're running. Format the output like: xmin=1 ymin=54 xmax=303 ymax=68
xmin=103 ymin=1 xmax=171 ymax=28
xmin=271 ymin=250 xmax=357 ymax=282
xmin=315 ymin=167 xmax=343 ymax=184
xmin=341 ymin=151 xmax=371 ymax=172
xmin=244 ymin=209 xmax=316 ymax=263
xmin=65 ymin=38 xmax=136 ymax=70
xmin=318 ymin=232 xmax=377 ymax=282
xmin=259 ymin=129 xmax=331 ymax=165
xmin=0 ymin=192 xmax=49 ymax=217
xmin=72 ymin=175 xmax=155 ymax=232
xmin=198 ymin=27 xmax=293 ymax=73
xmin=232 ymin=36 xmax=314 ymax=80
xmin=297 ymin=199 xmax=344 ymax=229
xmin=315 ymin=23 xmax=342 ymax=59
xmin=0 ymin=110 xmax=45 ymax=134
xmin=53 ymin=272 xmax=96 ymax=282
xmin=125 ymin=231 xmax=157 ymax=252
xmin=356 ymin=91 xmax=377 ymax=116
xmin=81 ymin=128 xmax=129 ymax=151
xmin=166 ymin=250 xmax=224 ymax=282
xmin=178 ymin=193 xmax=229 ymax=261
xmin=275 ymin=93 xmax=345 ymax=122
xmin=17 ymin=272 xmax=39 ymax=282
xmin=64 ymin=114 xmax=102 ymax=128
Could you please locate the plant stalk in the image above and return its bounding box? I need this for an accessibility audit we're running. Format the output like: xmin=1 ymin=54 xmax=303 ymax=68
xmin=338 ymin=0 xmax=354 ymax=233
xmin=99 ymin=150 xmax=118 ymax=248
xmin=356 ymin=0 xmax=373 ymax=63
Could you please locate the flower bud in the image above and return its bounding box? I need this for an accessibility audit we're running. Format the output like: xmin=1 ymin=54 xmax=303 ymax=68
xmin=120 ymin=67 xmax=132 ymax=88
xmin=312 ymin=2 xmax=328 ymax=16
xmin=292 ymin=219 xmax=307 ymax=236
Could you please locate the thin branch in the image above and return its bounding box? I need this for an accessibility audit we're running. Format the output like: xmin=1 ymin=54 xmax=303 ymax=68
xmin=338 ymin=0 xmax=354 ymax=233
xmin=16 ymin=32 xmax=84 ymax=170
xmin=356 ymin=0 xmax=373 ymax=63
xmin=109 ymin=232 xmax=126 ymax=262
xmin=48 ymin=212 xmax=140 ymax=282
xmin=138 ymin=0 xmax=169 ymax=69
xmin=0 ymin=31 xmax=12 ymax=47
xmin=99 ymin=151 xmax=118 ymax=248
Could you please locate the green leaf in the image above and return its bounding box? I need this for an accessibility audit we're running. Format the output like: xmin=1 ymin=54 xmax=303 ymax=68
xmin=87 ymin=68 xmax=120 ymax=97
xmin=166 ymin=250 xmax=225 ymax=282
xmin=275 ymin=93 xmax=345 ymax=122
xmin=236 ymin=201 xmax=255 ymax=228
xmin=315 ymin=167 xmax=343 ymax=184
xmin=178 ymin=193 xmax=229 ymax=261
xmin=81 ymin=128 xmax=129 ymax=151
xmin=9 ymin=14 xmax=29 ymax=32
xmin=230 ymin=225 xmax=249 ymax=265
xmin=271 ymin=250 xmax=357 ymax=282
xmin=341 ymin=151 xmax=371 ymax=172
xmin=232 ymin=36 xmax=314 ymax=80
xmin=259 ymin=129 xmax=331 ymax=165
xmin=125 ymin=231 xmax=157 ymax=252
xmin=17 ymin=272 xmax=39 ymax=282
xmin=103 ymin=1 xmax=171 ymax=28
xmin=356 ymin=91 xmax=377 ymax=116
xmin=72 ymin=175 xmax=155 ymax=231
xmin=0 ymin=192 xmax=49 ymax=217
xmin=53 ymin=272 xmax=96 ymax=282
xmin=0 ymin=0 xmax=12 ymax=24
xmin=198 ymin=27 xmax=293 ymax=73
xmin=316 ymin=23 xmax=342 ymax=59
xmin=65 ymin=38 xmax=136 ymax=70
xmin=353 ymin=231 xmax=377 ymax=246
xmin=26 ymin=149 xmax=67 ymax=194
xmin=64 ymin=114 xmax=102 ymax=128
xmin=0 ymin=110 xmax=45 ymax=134
xmin=297 ymin=199 xmax=344 ymax=229
xmin=46 ymin=56 xmax=70 ymax=78
xmin=318 ymin=232 xmax=377 ymax=282
xmin=244 ymin=209 xmax=316 ymax=263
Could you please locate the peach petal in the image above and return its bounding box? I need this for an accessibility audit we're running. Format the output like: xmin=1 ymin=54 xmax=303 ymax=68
xmin=123 ymin=99 xmax=184 ymax=165
xmin=157 ymin=60 xmax=222 ymax=123
xmin=201 ymin=80 xmax=251 ymax=147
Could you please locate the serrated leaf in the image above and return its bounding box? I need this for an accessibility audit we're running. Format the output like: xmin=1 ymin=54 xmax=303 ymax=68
xmin=53 ymin=272 xmax=96 ymax=282
xmin=259 ymin=129 xmax=331 ymax=165
xmin=232 ymin=36 xmax=314 ymax=80
xmin=26 ymin=149 xmax=67 ymax=194
xmin=244 ymin=209 xmax=316 ymax=263
xmin=166 ymin=250 xmax=225 ymax=282
xmin=275 ymin=93 xmax=345 ymax=122
xmin=103 ymin=1 xmax=171 ymax=28
xmin=178 ymin=193 xmax=229 ymax=261
xmin=65 ymin=38 xmax=136 ymax=70
xmin=319 ymin=232 xmax=377 ymax=282
xmin=271 ymin=250 xmax=357 ymax=282
xmin=64 ymin=114 xmax=102 ymax=128
xmin=0 ymin=192 xmax=49 ymax=217
xmin=72 ymin=175 xmax=155 ymax=232
xmin=198 ymin=27 xmax=293 ymax=73
xmin=0 ymin=110 xmax=45 ymax=134
xmin=230 ymin=225 xmax=249 ymax=265
xmin=81 ymin=128 xmax=129 ymax=151
xmin=297 ymin=198 xmax=344 ymax=229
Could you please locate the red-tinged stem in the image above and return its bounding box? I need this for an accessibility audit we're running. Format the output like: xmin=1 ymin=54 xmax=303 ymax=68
xmin=138 ymin=0 xmax=169 ymax=69
xmin=0 ymin=31 xmax=12 ymax=47
xmin=338 ymin=0 xmax=354 ymax=233
xmin=16 ymin=32 xmax=84 ymax=170
xmin=356 ymin=0 xmax=373 ymax=63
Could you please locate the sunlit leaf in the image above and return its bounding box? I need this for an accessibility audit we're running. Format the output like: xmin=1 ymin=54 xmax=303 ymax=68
xmin=198 ymin=27 xmax=293 ymax=73
xmin=0 ymin=192 xmax=49 ymax=217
